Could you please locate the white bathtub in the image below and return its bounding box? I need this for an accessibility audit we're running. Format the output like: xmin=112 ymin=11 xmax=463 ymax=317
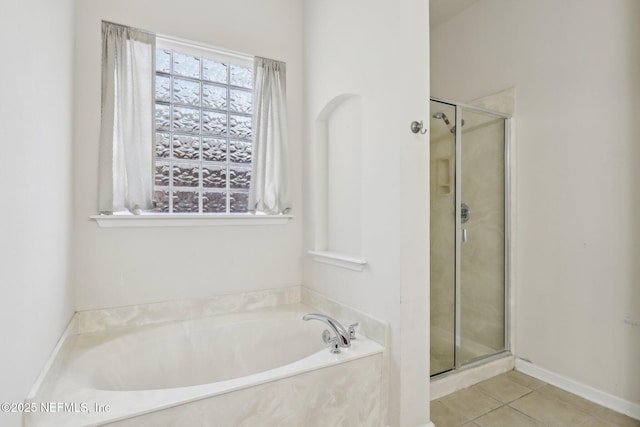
xmin=26 ymin=304 xmax=384 ymax=426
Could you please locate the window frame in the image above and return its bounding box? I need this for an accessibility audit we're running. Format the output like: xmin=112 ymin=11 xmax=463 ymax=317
xmin=92 ymin=33 xmax=292 ymax=227
xmin=90 ymin=213 xmax=292 ymax=227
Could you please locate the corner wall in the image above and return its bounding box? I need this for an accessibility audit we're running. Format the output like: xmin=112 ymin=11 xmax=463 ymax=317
xmin=431 ymin=0 xmax=640 ymax=408
xmin=73 ymin=0 xmax=304 ymax=310
xmin=0 ymin=0 xmax=75 ymax=425
xmin=302 ymin=1 xmax=431 ymax=424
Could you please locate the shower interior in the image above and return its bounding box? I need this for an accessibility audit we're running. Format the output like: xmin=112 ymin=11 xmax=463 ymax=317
xmin=430 ymin=98 xmax=510 ymax=377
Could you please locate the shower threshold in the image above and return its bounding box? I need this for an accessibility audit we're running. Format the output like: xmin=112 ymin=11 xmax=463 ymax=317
xmin=430 ymin=351 xmax=514 ymax=400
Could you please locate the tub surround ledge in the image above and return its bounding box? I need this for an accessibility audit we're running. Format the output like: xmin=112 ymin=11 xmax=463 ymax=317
xmin=78 ymin=286 xmax=301 ymax=333
xmin=301 ymin=287 xmax=388 ymax=347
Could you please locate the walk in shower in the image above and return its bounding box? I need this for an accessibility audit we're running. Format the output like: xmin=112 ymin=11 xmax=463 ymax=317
xmin=430 ymin=98 xmax=510 ymax=377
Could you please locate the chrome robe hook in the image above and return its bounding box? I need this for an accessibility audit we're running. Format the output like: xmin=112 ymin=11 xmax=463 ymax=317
xmin=410 ymin=120 xmax=428 ymax=134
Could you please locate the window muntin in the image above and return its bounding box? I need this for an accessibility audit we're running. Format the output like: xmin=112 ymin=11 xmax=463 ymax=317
xmin=153 ymin=39 xmax=253 ymax=214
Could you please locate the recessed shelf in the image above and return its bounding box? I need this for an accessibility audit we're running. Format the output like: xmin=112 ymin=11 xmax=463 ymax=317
xmin=308 ymin=250 xmax=367 ymax=272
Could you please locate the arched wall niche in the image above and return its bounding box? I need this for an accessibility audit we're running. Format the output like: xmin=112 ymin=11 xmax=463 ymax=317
xmin=310 ymin=94 xmax=366 ymax=271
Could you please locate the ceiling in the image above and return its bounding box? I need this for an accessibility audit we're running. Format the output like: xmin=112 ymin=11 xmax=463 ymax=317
xmin=430 ymin=0 xmax=479 ymax=29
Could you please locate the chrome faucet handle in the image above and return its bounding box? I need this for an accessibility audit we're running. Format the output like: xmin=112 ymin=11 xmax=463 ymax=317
xmin=348 ymin=322 xmax=359 ymax=340
xmin=321 ymin=330 xmax=341 ymax=353
xmin=327 ymin=337 xmax=341 ymax=354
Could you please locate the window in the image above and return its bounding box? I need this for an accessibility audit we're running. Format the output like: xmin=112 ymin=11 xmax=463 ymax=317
xmin=153 ymin=39 xmax=254 ymax=213
xmin=98 ymin=22 xmax=290 ymax=221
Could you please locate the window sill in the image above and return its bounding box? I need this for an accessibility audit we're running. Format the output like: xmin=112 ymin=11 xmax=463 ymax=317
xmin=90 ymin=214 xmax=293 ymax=228
xmin=307 ymin=250 xmax=368 ymax=272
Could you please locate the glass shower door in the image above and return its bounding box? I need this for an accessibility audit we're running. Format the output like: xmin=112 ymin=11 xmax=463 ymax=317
xmin=458 ymin=107 xmax=507 ymax=365
xmin=430 ymin=99 xmax=509 ymax=376
xmin=429 ymin=100 xmax=457 ymax=376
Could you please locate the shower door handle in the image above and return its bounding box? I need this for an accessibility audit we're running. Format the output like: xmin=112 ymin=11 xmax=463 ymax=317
xmin=461 ymin=228 xmax=468 ymax=243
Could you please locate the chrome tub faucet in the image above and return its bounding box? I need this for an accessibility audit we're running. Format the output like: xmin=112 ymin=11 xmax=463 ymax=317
xmin=303 ymin=313 xmax=356 ymax=353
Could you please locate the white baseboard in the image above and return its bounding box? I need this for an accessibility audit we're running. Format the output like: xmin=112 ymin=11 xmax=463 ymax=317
xmin=515 ymin=358 xmax=640 ymax=421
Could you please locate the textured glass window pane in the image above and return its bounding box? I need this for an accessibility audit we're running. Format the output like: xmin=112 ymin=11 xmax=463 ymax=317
xmin=155 ymin=162 xmax=170 ymax=186
xmin=202 ymin=137 xmax=227 ymax=162
xmin=173 ymin=135 xmax=200 ymax=160
xmin=229 ymin=89 xmax=252 ymax=114
xmin=202 ymin=59 xmax=227 ymax=84
xmin=156 ymin=49 xmax=171 ymax=73
xmin=155 ymin=75 xmax=171 ymax=102
xmin=229 ymin=165 xmax=251 ymax=189
xmin=229 ymin=114 xmax=251 ymax=139
xmin=173 ymin=78 xmax=200 ymax=107
xmin=202 ymin=164 xmax=227 ymax=188
xmin=173 ymin=191 xmax=199 ymax=213
xmin=153 ymin=189 xmax=170 ymax=213
xmin=202 ymin=83 xmax=227 ymax=110
xmin=228 ymin=140 xmax=251 ymax=164
xmin=155 ymin=104 xmax=171 ymax=132
xmin=202 ymin=110 xmax=227 ymax=136
xmin=173 ymin=106 xmax=200 ymax=133
xmin=173 ymin=162 xmax=200 ymax=187
xmin=173 ymin=52 xmax=200 ymax=79
xmin=153 ymin=44 xmax=254 ymax=215
xmin=230 ymin=65 xmax=252 ymax=89
xmin=203 ymin=191 xmax=226 ymax=213
xmin=156 ymin=132 xmax=171 ymax=159
xmin=230 ymin=191 xmax=249 ymax=213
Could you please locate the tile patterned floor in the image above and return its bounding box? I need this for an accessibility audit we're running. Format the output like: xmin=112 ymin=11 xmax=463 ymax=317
xmin=431 ymin=370 xmax=640 ymax=427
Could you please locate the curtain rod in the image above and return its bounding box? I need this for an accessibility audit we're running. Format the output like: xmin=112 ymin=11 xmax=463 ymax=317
xmin=101 ymin=20 xmax=155 ymax=37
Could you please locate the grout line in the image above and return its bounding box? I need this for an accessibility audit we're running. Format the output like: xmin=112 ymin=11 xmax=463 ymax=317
xmin=532 ymin=388 xmax=605 ymax=419
xmin=506 ymin=370 xmax=549 ymax=390
xmin=468 ymin=403 xmax=507 ymax=422
xmin=466 ymin=389 xmax=537 ymax=424
xmin=511 ymin=389 xmax=619 ymax=427
xmin=507 ymin=403 xmax=551 ymax=427
xmin=515 ymin=360 xmax=640 ymax=420
xmin=433 ymin=398 xmax=473 ymax=425
xmin=432 ymin=371 xmax=639 ymax=427
xmin=473 ymin=378 xmax=536 ymax=404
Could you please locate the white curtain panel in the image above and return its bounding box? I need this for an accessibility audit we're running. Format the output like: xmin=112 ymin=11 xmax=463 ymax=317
xmin=98 ymin=22 xmax=155 ymax=214
xmin=249 ymin=57 xmax=291 ymax=214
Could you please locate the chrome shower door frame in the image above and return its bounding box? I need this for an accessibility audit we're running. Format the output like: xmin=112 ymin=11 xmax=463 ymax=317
xmin=431 ymin=97 xmax=512 ymax=373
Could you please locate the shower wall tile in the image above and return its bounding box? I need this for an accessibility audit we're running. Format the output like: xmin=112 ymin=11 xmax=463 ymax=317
xmin=77 ymin=286 xmax=301 ymax=333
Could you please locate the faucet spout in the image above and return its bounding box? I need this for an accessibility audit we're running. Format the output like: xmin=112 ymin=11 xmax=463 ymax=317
xmin=303 ymin=313 xmax=351 ymax=349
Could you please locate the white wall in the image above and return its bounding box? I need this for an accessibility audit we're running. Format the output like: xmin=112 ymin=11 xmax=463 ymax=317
xmin=303 ymin=1 xmax=431 ymax=425
xmin=73 ymin=0 xmax=304 ymax=310
xmin=0 ymin=0 xmax=75 ymax=426
xmin=432 ymin=0 xmax=640 ymax=406
xmin=326 ymin=96 xmax=363 ymax=256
